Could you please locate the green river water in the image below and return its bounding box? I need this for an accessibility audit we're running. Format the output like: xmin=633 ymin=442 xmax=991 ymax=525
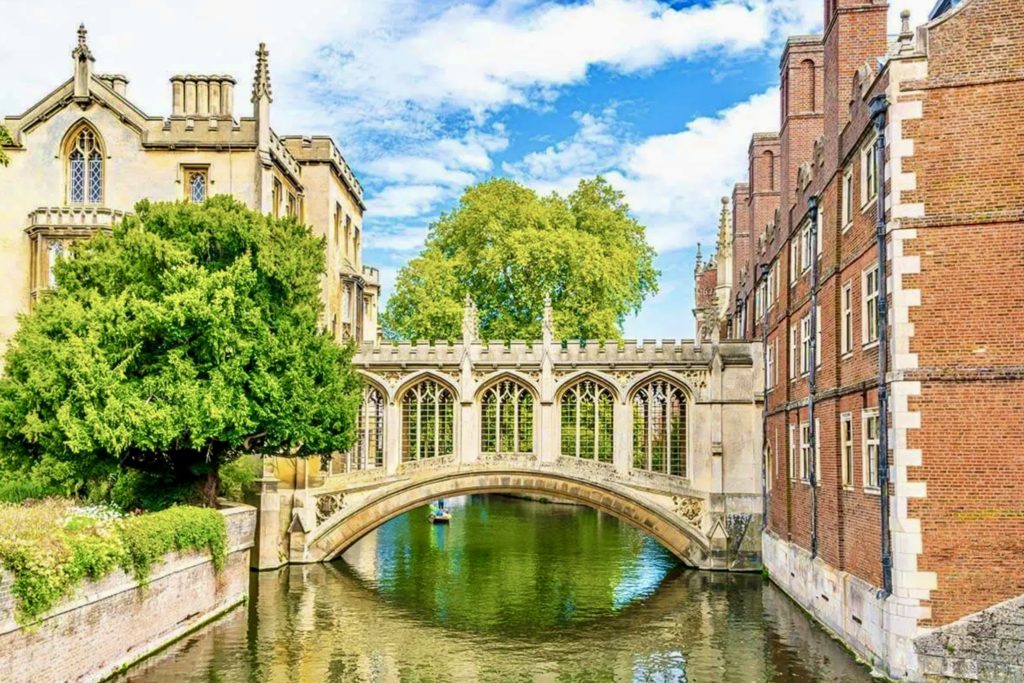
xmin=119 ymin=494 xmax=873 ymax=682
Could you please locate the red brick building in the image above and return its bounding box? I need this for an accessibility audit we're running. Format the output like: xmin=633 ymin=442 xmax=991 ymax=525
xmin=704 ymin=0 xmax=1024 ymax=678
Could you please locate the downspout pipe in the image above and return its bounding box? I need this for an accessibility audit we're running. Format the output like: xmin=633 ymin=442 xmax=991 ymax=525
xmin=807 ymin=195 xmax=820 ymax=559
xmin=758 ymin=263 xmax=770 ymax=532
xmin=869 ymin=94 xmax=894 ymax=598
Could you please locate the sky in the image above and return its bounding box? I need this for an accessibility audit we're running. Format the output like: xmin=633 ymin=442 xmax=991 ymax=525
xmin=0 ymin=0 xmax=936 ymax=339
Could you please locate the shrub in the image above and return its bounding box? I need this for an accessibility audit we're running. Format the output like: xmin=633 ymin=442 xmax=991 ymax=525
xmin=219 ymin=455 xmax=262 ymax=502
xmin=0 ymin=502 xmax=227 ymax=625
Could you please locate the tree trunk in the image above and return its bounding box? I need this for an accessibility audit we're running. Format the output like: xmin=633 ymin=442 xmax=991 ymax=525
xmin=202 ymin=461 xmax=220 ymax=508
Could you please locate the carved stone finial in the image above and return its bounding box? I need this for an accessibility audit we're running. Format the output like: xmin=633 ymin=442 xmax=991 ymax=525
xmin=542 ymin=294 xmax=554 ymax=344
xmin=73 ymin=23 xmax=94 ymax=61
xmin=462 ymin=294 xmax=478 ymax=343
xmin=252 ymin=42 xmax=272 ymax=103
xmin=897 ymin=10 xmax=915 ymax=54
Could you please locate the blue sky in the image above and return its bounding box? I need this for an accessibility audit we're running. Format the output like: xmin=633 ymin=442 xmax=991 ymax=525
xmin=1 ymin=0 xmax=932 ymax=339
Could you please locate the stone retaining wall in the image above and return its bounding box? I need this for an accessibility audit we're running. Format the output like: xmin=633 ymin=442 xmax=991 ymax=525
xmin=914 ymin=594 xmax=1024 ymax=682
xmin=0 ymin=504 xmax=255 ymax=683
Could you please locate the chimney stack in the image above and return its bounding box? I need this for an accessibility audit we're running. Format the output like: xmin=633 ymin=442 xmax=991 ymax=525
xmin=170 ymin=74 xmax=237 ymax=119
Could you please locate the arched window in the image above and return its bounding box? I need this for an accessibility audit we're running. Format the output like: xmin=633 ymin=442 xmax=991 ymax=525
xmin=560 ymin=379 xmax=614 ymax=463
xmin=481 ymin=379 xmax=534 ymax=455
xmin=401 ymin=378 xmax=455 ymax=462
xmin=189 ymin=171 xmax=207 ymax=203
xmin=632 ymin=379 xmax=688 ymax=477
xmin=67 ymin=125 xmax=103 ymax=204
xmin=355 ymin=385 xmax=386 ymax=469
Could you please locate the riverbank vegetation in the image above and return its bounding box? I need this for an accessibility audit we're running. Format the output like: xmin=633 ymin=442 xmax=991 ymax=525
xmin=0 ymin=197 xmax=361 ymax=508
xmin=0 ymin=500 xmax=226 ymax=624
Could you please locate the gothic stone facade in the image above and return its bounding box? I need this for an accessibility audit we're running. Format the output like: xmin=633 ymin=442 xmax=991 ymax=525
xmin=701 ymin=0 xmax=1024 ymax=679
xmin=0 ymin=26 xmax=379 ymax=352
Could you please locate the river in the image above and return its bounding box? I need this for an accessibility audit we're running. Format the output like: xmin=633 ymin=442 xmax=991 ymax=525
xmin=119 ymin=494 xmax=873 ymax=682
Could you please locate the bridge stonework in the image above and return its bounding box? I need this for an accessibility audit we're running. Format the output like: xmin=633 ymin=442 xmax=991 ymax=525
xmin=250 ymin=335 xmax=764 ymax=572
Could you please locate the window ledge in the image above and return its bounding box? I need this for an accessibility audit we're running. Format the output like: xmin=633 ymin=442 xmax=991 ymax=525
xmin=861 ymin=197 xmax=878 ymax=213
xmin=840 ymin=351 xmax=853 ymax=360
xmin=863 ymin=486 xmax=881 ymax=496
xmin=862 ymin=340 xmax=879 ymax=351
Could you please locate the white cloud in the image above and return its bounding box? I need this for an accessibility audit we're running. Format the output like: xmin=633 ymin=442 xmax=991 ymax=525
xmin=503 ymin=108 xmax=622 ymax=183
xmin=507 ymin=88 xmax=780 ymax=252
xmin=368 ymin=185 xmax=448 ymax=218
xmin=365 ymin=226 xmax=429 ymax=252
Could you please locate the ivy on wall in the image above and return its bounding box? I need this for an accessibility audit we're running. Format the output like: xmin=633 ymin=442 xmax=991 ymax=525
xmin=0 ymin=503 xmax=227 ymax=625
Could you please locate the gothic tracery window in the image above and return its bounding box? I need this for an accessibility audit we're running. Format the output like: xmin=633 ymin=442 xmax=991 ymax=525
xmin=67 ymin=126 xmax=103 ymax=204
xmin=401 ymin=378 xmax=455 ymax=462
xmin=188 ymin=170 xmax=207 ymax=203
xmin=560 ymin=379 xmax=614 ymax=463
xmin=480 ymin=379 xmax=534 ymax=455
xmin=353 ymin=385 xmax=385 ymax=470
xmin=632 ymin=378 xmax=688 ymax=478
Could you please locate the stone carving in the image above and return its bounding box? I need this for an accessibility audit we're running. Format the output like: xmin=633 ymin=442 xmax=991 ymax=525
xmin=315 ymin=492 xmax=345 ymax=526
xmin=672 ymin=495 xmax=705 ymax=524
xmin=462 ymin=295 xmax=479 ymax=344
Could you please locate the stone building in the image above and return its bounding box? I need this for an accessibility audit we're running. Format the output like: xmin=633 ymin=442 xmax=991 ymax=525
xmin=701 ymin=0 xmax=1024 ymax=679
xmin=0 ymin=26 xmax=378 ymax=350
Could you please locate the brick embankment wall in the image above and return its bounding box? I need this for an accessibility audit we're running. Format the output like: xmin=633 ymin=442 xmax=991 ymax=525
xmin=0 ymin=504 xmax=256 ymax=683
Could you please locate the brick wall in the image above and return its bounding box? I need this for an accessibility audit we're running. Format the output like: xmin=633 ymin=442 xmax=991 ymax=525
xmin=0 ymin=505 xmax=255 ymax=683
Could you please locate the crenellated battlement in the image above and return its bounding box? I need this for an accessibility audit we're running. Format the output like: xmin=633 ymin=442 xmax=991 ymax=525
xmin=355 ymin=337 xmax=751 ymax=369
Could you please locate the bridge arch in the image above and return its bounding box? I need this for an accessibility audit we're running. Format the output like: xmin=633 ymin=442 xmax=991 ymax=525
xmin=309 ymin=469 xmax=711 ymax=567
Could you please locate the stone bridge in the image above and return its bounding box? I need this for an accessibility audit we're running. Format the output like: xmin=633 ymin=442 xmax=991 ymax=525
xmin=250 ymin=302 xmax=764 ymax=572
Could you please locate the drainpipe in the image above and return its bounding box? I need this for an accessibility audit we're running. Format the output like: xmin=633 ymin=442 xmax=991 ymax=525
xmin=759 ymin=263 xmax=770 ymax=532
xmin=807 ymin=195 xmax=819 ymax=559
xmin=869 ymin=95 xmax=893 ymax=597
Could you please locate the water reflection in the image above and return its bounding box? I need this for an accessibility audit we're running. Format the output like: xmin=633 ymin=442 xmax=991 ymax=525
xmin=120 ymin=495 xmax=872 ymax=682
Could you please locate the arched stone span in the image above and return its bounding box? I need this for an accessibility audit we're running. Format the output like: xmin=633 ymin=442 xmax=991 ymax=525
xmin=309 ymin=468 xmax=711 ymax=568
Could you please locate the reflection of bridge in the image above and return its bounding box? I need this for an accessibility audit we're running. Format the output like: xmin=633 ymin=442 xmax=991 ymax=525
xmin=250 ymin=301 xmax=764 ymax=571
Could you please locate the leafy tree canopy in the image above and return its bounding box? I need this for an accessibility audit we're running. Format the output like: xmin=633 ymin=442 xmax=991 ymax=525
xmin=0 ymin=197 xmax=362 ymax=503
xmin=381 ymin=177 xmax=659 ymax=342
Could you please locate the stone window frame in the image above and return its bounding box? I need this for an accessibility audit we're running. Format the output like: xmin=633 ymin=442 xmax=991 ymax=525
xmin=800 ymin=221 xmax=812 ymax=274
xmin=789 ymin=324 xmax=799 ymax=381
xmin=765 ymin=442 xmax=773 ymax=494
xmin=788 ymin=422 xmax=797 ymax=480
xmin=789 ymin=238 xmax=799 ymax=286
xmin=480 ymin=377 xmax=536 ymax=457
xmin=862 ymin=263 xmax=880 ymax=349
xmin=559 ymin=378 xmax=615 ymax=463
xmin=860 ymin=133 xmax=878 ymax=211
xmin=840 ymin=412 xmax=855 ymax=489
xmin=64 ymin=122 xmax=105 ymax=205
xmin=862 ymin=409 xmax=881 ymax=492
xmin=800 ymin=314 xmax=811 ymax=376
xmin=400 ymin=377 xmax=456 ymax=462
xmin=841 ymin=166 xmax=854 ymax=231
xmin=630 ymin=377 xmax=689 ymax=479
xmin=181 ymin=165 xmax=210 ymax=203
xmin=841 ymin=281 xmax=854 ymax=356
xmin=325 ymin=383 xmax=386 ymax=475
xmin=766 ymin=340 xmax=775 ymax=390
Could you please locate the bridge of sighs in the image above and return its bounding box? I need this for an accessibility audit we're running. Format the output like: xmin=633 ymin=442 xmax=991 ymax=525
xmin=249 ymin=301 xmax=765 ymax=572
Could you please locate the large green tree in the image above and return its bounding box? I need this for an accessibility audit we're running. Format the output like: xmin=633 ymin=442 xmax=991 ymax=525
xmin=382 ymin=177 xmax=659 ymax=341
xmin=0 ymin=197 xmax=362 ymax=504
